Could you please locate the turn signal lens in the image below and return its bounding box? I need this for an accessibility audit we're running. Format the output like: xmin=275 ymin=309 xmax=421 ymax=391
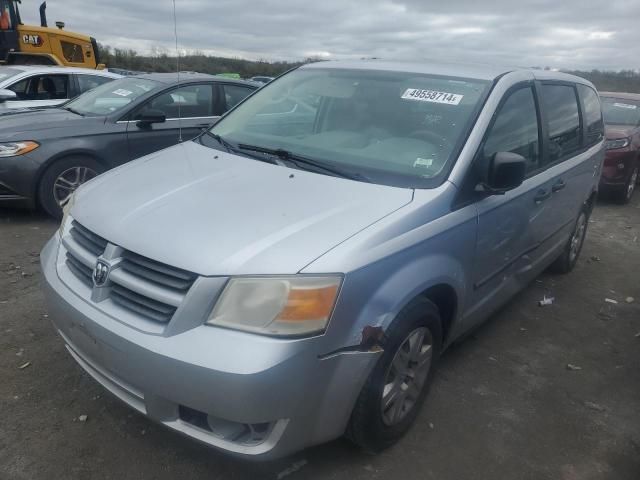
xmin=278 ymin=284 xmax=339 ymax=322
xmin=0 ymin=141 xmax=39 ymax=157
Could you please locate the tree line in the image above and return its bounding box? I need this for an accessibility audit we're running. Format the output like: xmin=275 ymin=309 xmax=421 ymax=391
xmin=98 ymin=45 xmax=640 ymax=92
xmin=564 ymin=70 xmax=640 ymax=93
xmin=98 ymin=44 xmax=306 ymax=78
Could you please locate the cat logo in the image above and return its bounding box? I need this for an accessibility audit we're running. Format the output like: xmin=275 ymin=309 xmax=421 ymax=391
xmin=22 ymin=34 xmax=44 ymax=47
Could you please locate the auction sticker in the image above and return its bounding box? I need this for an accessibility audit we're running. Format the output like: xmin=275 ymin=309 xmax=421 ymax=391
xmin=112 ymin=89 xmax=133 ymax=97
xmin=402 ymin=88 xmax=463 ymax=105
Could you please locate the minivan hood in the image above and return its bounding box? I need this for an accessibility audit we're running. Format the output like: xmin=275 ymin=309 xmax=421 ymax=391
xmin=73 ymin=141 xmax=413 ymax=276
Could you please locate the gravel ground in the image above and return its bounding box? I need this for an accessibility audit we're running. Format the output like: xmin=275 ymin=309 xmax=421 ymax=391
xmin=1 ymin=197 xmax=639 ymax=480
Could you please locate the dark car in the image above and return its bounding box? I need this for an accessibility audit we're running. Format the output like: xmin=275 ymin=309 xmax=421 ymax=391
xmin=600 ymin=92 xmax=640 ymax=203
xmin=0 ymin=73 xmax=257 ymax=217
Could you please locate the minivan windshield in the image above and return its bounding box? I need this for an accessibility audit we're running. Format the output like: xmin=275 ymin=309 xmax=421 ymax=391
xmin=65 ymin=77 xmax=160 ymax=116
xmin=205 ymin=67 xmax=490 ymax=187
xmin=601 ymin=96 xmax=640 ymax=126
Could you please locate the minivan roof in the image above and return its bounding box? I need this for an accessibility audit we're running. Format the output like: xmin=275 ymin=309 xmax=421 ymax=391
xmin=301 ymin=60 xmax=593 ymax=86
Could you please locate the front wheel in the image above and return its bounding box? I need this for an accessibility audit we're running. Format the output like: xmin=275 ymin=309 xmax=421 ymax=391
xmin=38 ymin=156 xmax=104 ymax=219
xmin=346 ymin=297 xmax=442 ymax=453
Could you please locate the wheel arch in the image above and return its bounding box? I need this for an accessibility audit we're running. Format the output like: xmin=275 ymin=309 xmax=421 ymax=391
xmin=585 ymin=188 xmax=598 ymax=215
xmin=336 ymin=253 xmax=468 ymax=354
xmin=418 ymin=283 xmax=458 ymax=345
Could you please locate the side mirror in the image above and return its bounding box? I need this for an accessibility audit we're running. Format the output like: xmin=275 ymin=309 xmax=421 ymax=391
xmin=478 ymin=151 xmax=526 ymax=194
xmin=0 ymin=89 xmax=17 ymax=103
xmin=136 ymin=109 xmax=166 ymax=127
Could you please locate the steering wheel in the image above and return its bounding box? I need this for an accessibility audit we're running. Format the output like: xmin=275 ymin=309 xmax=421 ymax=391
xmin=407 ymin=129 xmax=453 ymax=151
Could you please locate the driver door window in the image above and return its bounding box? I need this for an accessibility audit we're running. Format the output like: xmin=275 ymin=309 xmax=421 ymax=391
xmin=141 ymin=84 xmax=216 ymax=119
xmin=8 ymin=74 xmax=69 ymax=101
xmin=483 ymin=87 xmax=541 ymax=175
xmin=127 ymin=84 xmax=220 ymax=161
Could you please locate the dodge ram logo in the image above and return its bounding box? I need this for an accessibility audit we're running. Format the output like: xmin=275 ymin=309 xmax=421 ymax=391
xmin=92 ymin=260 xmax=110 ymax=287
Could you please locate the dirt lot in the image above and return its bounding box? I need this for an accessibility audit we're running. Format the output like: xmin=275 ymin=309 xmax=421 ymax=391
xmin=1 ymin=197 xmax=639 ymax=480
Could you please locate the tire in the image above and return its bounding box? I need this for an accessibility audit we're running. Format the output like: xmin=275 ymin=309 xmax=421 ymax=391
xmin=346 ymin=297 xmax=442 ymax=453
xmin=548 ymin=206 xmax=590 ymax=274
xmin=615 ymin=165 xmax=638 ymax=205
xmin=37 ymin=156 xmax=104 ymax=219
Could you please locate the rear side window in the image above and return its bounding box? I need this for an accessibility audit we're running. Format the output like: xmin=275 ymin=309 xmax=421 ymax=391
xmin=541 ymin=84 xmax=581 ymax=163
xmin=77 ymin=74 xmax=114 ymax=94
xmin=8 ymin=74 xmax=69 ymax=100
xmin=577 ymin=85 xmax=604 ymax=146
xmin=483 ymin=87 xmax=540 ymax=174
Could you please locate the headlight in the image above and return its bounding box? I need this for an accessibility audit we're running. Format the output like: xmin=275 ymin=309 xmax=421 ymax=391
xmin=0 ymin=141 xmax=39 ymax=157
xmin=207 ymin=276 xmax=342 ymax=336
xmin=58 ymin=192 xmax=76 ymax=237
xmin=605 ymin=138 xmax=630 ymax=150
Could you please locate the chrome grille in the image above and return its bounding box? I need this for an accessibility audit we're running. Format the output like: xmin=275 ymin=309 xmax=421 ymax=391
xmin=111 ymin=284 xmax=177 ymax=323
xmin=65 ymin=252 xmax=93 ymax=286
xmin=69 ymin=221 xmax=108 ymax=256
xmin=121 ymin=251 xmax=196 ymax=292
xmin=62 ymin=221 xmax=196 ymax=327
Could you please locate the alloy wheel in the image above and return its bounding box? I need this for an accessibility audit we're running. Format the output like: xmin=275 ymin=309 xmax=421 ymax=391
xmin=53 ymin=166 xmax=98 ymax=206
xmin=627 ymin=167 xmax=638 ymax=201
xmin=381 ymin=327 xmax=433 ymax=426
xmin=569 ymin=212 xmax=587 ymax=263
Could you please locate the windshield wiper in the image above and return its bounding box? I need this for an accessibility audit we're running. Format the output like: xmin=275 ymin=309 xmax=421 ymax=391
xmin=202 ymin=131 xmax=234 ymax=152
xmin=202 ymin=132 xmax=280 ymax=165
xmin=63 ymin=106 xmax=84 ymax=116
xmin=236 ymin=143 xmax=369 ymax=182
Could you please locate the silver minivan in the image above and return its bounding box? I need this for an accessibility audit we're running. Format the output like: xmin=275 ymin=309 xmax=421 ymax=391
xmin=41 ymin=61 xmax=604 ymax=459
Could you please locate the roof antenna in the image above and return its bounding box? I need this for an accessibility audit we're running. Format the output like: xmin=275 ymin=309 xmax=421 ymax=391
xmin=172 ymin=0 xmax=182 ymax=142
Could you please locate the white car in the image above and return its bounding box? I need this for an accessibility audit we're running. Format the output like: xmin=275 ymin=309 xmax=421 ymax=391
xmin=0 ymin=66 xmax=121 ymax=109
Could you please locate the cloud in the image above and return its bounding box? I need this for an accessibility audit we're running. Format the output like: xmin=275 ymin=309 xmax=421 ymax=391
xmin=19 ymin=0 xmax=640 ymax=70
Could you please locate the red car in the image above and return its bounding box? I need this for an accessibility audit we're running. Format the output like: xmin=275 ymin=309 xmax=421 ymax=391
xmin=600 ymin=92 xmax=640 ymax=203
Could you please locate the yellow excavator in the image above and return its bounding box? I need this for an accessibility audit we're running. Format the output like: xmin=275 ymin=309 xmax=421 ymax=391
xmin=0 ymin=1 xmax=104 ymax=69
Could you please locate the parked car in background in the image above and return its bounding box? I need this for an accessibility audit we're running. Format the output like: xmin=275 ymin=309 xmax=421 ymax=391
xmin=0 ymin=72 xmax=257 ymax=217
xmin=0 ymin=66 xmax=120 ymax=110
xmin=108 ymin=68 xmax=149 ymax=77
xmin=249 ymin=76 xmax=274 ymax=84
xmin=599 ymin=92 xmax=640 ymax=203
xmin=41 ymin=61 xmax=602 ymax=459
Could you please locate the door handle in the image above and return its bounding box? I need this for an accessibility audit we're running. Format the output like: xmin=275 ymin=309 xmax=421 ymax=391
xmin=534 ymin=189 xmax=551 ymax=203
xmin=551 ymin=179 xmax=566 ymax=192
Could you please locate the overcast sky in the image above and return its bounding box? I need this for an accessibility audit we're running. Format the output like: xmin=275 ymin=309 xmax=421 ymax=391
xmin=21 ymin=0 xmax=640 ymax=70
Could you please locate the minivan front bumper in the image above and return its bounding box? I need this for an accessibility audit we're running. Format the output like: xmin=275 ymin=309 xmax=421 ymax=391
xmin=41 ymin=236 xmax=379 ymax=460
